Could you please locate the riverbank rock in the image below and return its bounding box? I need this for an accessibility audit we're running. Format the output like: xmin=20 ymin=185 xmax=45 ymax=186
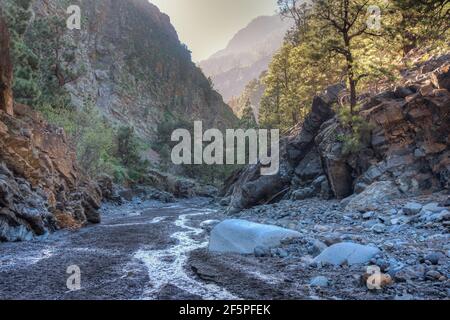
xmin=222 ymin=85 xmax=341 ymax=213
xmin=0 ymin=104 xmax=102 ymax=241
xmin=0 ymin=17 xmax=101 ymax=241
xmin=345 ymin=181 xmax=402 ymax=212
xmin=313 ymin=242 xmax=380 ymax=266
xmin=142 ymin=169 xmax=217 ymax=199
xmin=221 ymin=54 xmax=450 ymax=213
xmin=310 ymin=276 xmax=329 ymax=287
xmin=208 ymin=219 xmax=301 ymax=254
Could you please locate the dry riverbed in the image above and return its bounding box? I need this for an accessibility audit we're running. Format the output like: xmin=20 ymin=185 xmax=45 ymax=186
xmin=0 ymin=195 xmax=449 ymax=300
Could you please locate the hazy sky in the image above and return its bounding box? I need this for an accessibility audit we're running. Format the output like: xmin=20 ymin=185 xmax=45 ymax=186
xmin=150 ymin=0 xmax=279 ymax=62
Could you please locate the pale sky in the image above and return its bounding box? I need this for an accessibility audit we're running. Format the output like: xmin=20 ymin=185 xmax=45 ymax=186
xmin=149 ymin=0 xmax=279 ymax=61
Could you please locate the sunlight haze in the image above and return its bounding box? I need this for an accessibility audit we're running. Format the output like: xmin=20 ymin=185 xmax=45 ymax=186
xmin=149 ymin=0 xmax=279 ymax=61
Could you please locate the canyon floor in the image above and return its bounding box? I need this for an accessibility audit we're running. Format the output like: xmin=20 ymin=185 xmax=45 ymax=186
xmin=0 ymin=196 xmax=449 ymax=300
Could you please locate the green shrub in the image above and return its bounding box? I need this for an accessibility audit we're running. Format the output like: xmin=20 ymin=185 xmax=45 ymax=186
xmin=337 ymin=105 xmax=372 ymax=156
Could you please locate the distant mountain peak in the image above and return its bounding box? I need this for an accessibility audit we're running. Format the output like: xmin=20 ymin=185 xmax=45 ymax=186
xmin=199 ymin=14 xmax=292 ymax=103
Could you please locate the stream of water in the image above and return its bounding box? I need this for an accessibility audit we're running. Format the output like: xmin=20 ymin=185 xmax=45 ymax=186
xmin=134 ymin=205 xmax=238 ymax=300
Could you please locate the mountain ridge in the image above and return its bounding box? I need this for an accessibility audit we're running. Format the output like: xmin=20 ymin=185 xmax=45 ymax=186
xmin=199 ymin=14 xmax=292 ymax=103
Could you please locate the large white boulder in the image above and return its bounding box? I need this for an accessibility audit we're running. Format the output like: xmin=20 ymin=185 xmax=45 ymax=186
xmin=313 ymin=242 xmax=380 ymax=266
xmin=208 ymin=219 xmax=301 ymax=254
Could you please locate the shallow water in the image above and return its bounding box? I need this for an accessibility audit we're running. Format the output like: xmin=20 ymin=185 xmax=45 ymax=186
xmin=134 ymin=205 xmax=238 ymax=300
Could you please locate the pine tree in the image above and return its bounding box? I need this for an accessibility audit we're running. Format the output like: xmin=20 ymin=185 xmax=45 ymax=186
xmin=2 ymin=0 xmax=41 ymax=105
xmin=239 ymin=99 xmax=257 ymax=129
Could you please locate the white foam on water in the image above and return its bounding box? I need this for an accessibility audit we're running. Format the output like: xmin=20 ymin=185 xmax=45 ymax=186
xmin=135 ymin=210 xmax=239 ymax=300
xmin=98 ymin=215 xmax=168 ymax=228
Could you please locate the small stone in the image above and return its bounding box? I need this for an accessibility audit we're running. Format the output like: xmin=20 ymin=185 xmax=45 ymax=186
xmin=391 ymin=216 xmax=410 ymax=225
xmin=363 ymin=220 xmax=378 ymax=228
xmin=323 ymin=234 xmax=341 ymax=246
xmin=371 ymin=224 xmax=386 ymax=234
xmin=424 ymin=252 xmax=444 ymax=265
xmin=387 ymin=209 xmax=398 ymax=216
xmin=310 ymin=276 xmax=329 ymax=287
xmin=425 ymin=270 xmax=442 ymax=281
xmin=421 ymin=203 xmax=446 ymax=214
xmin=403 ymin=202 xmax=423 ymax=215
xmin=414 ymin=148 xmax=426 ymax=158
xmin=362 ymin=211 xmax=375 ymax=219
xmin=354 ymin=182 xmax=367 ymax=194
xmin=254 ymin=246 xmax=271 ymax=257
xmin=420 ymin=83 xmax=434 ymax=96
xmin=395 ymin=293 xmax=414 ymax=300
xmin=308 ymin=240 xmax=328 ymax=257
xmin=275 ymin=248 xmax=289 ymax=258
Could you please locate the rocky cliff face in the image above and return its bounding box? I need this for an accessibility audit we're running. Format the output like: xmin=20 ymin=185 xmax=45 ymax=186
xmin=223 ymin=55 xmax=450 ymax=213
xmin=33 ymin=0 xmax=237 ymax=141
xmin=0 ymin=13 xmax=101 ymax=241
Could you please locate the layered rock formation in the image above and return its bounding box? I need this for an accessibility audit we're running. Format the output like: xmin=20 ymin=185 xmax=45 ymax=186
xmin=32 ymin=0 xmax=237 ymax=142
xmin=0 ymin=14 xmax=101 ymax=241
xmin=223 ymin=55 xmax=450 ymax=213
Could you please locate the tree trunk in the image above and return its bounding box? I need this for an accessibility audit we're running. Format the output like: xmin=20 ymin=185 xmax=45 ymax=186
xmin=0 ymin=9 xmax=14 ymax=116
xmin=344 ymin=35 xmax=357 ymax=115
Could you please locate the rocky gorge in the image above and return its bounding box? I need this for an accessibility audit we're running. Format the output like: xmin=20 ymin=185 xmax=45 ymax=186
xmin=0 ymin=0 xmax=449 ymax=301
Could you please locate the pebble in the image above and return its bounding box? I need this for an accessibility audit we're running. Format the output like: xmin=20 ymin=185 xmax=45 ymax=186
xmin=310 ymin=276 xmax=329 ymax=287
xmin=394 ymin=293 xmax=415 ymax=300
xmin=425 ymin=270 xmax=442 ymax=281
xmin=424 ymin=252 xmax=444 ymax=265
xmin=421 ymin=203 xmax=446 ymax=214
xmin=403 ymin=202 xmax=423 ymax=215
xmin=387 ymin=209 xmax=398 ymax=216
xmin=371 ymin=224 xmax=386 ymax=234
xmin=275 ymin=248 xmax=289 ymax=258
xmin=308 ymin=240 xmax=328 ymax=256
xmin=363 ymin=220 xmax=378 ymax=228
xmin=254 ymin=246 xmax=271 ymax=257
xmin=362 ymin=211 xmax=375 ymax=219
xmin=390 ymin=216 xmax=410 ymax=225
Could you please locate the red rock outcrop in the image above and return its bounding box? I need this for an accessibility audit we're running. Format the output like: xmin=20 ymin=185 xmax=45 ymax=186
xmin=0 ymin=12 xmax=101 ymax=241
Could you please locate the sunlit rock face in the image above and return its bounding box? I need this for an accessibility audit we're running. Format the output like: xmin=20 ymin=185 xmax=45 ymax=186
xmin=0 ymin=103 xmax=102 ymax=241
xmin=0 ymin=14 xmax=101 ymax=241
xmin=223 ymin=56 xmax=450 ymax=213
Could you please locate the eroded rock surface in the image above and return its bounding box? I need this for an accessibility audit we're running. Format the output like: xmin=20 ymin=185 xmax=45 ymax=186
xmin=0 ymin=17 xmax=101 ymax=241
xmin=224 ymin=55 xmax=450 ymax=213
xmin=0 ymin=104 xmax=102 ymax=241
